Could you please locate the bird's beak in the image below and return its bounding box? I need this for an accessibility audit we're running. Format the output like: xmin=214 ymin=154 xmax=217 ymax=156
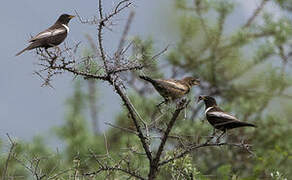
xmin=191 ymin=79 xmax=200 ymax=86
xmin=195 ymin=79 xmax=200 ymax=85
xmin=197 ymin=95 xmax=205 ymax=103
xmin=69 ymin=15 xmax=75 ymax=19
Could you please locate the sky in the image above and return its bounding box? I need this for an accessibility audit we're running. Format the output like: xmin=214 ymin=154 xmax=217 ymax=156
xmin=0 ymin=0 xmax=279 ymax=143
xmin=0 ymin=0 xmax=176 ymax=142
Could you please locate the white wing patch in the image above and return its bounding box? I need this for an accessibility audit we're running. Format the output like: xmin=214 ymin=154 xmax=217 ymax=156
xmin=208 ymin=111 xmax=237 ymax=120
xmin=30 ymin=28 xmax=66 ymax=41
xmin=163 ymin=80 xmax=188 ymax=91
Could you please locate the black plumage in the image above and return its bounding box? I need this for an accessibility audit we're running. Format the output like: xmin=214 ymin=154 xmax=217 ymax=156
xmin=16 ymin=14 xmax=75 ymax=56
xmin=140 ymin=76 xmax=200 ymax=102
xmin=198 ymin=95 xmax=256 ymax=132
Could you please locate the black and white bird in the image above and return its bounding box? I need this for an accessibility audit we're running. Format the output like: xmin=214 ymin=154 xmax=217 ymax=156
xmin=16 ymin=14 xmax=75 ymax=56
xmin=198 ymin=95 xmax=256 ymax=139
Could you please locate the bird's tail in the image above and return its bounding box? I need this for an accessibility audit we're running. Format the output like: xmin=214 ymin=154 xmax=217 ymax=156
xmin=15 ymin=47 xmax=29 ymax=56
xmin=242 ymin=122 xmax=256 ymax=128
xmin=215 ymin=121 xmax=256 ymax=130
xmin=15 ymin=43 xmax=38 ymax=56
xmin=231 ymin=121 xmax=257 ymax=129
xmin=139 ymin=75 xmax=156 ymax=84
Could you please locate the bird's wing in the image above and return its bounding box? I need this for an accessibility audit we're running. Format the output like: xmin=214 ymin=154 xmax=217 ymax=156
xmin=206 ymin=106 xmax=255 ymax=129
xmin=207 ymin=106 xmax=239 ymax=122
xmin=207 ymin=110 xmax=241 ymax=129
xmin=207 ymin=111 xmax=238 ymax=121
xmin=158 ymin=79 xmax=188 ymax=92
xmin=29 ymin=26 xmax=66 ymax=42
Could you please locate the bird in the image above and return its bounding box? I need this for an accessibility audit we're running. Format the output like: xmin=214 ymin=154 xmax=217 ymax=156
xmin=16 ymin=14 xmax=75 ymax=56
xmin=198 ymin=95 xmax=256 ymax=140
xmin=139 ymin=75 xmax=200 ymax=105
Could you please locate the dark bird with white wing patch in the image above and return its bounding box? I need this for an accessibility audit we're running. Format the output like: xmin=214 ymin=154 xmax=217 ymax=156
xmin=198 ymin=95 xmax=256 ymax=139
xmin=16 ymin=14 xmax=75 ymax=56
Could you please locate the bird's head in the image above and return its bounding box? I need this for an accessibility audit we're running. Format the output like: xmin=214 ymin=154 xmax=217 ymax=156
xmin=57 ymin=14 xmax=75 ymax=25
xmin=197 ymin=95 xmax=217 ymax=107
xmin=182 ymin=77 xmax=200 ymax=86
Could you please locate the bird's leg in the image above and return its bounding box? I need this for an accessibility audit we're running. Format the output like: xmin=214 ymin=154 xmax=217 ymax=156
xmin=156 ymin=100 xmax=165 ymax=108
xmin=54 ymin=46 xmax=61 ymax=55
xmin=45 ymin=48 xmax=51 ymax=57
xmin=176 ymin=97 xmax=186 ymax=109
xmin=212 ymin=128 xmax=217 ymax=138
xmin=176 ymin=98 xmax=188 ymax=119
xmin=206 ymin=129 xmax=216 ymax=143
xmin=45 ymin=48 xmax=58 ymax=66
xmin=156 ymin=100 xmax=167 ymax=114
xmin=216 ymin=130 xmax=226 ymax=143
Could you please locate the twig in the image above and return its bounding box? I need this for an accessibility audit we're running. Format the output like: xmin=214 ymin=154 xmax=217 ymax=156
xmin=84 ymin=166 xmax=146 ymax=180
xmin=47 ymin=168 xmax=73 ymax=180
xmin=2 ymin=134 xmax=16 ymax=180
xmin=159 ymin=141 xmax=254 ymax=166
xmin=97 ymin=0 xmax=108 ymax=72
xmin=115 ymin=11 xmax=135 ymax=65
xmin=151 ymin=45 xmax=170 ymax=61
xmin=105 ymin=122 xmax=138 ymax=135
xmin=103 ymin=132 xmax=109 ymax=155
xmin=243 ymin=0 xmax=269 ymax=28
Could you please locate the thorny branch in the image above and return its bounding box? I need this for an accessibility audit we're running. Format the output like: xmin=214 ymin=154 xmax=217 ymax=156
xmin=84 ymin=166 xmax=146 ymax=180
xmin=113 ymin=83 xmax=153 ymax=162
xmin=13 ymin=156 xmax=47 ymax=180
xmin=159 ymin=140 xmax=254 ymax=167
xmin=149 ymin=99 xmax=189 ymax=180
xmin=115 ymin=11 xmax=135 ymax=65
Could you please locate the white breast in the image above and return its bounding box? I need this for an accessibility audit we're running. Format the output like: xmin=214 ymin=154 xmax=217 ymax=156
xmin=62 ymin=24 xmax=70 ymax=33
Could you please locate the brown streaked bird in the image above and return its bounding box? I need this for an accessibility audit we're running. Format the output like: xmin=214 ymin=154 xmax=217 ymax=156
xmin=16 ymin=14 xmax=75 ymax=56
xmin=198 ymin=95 xmax=256 ymax=139
xmin=139 ymin=76 xmax=200 ymax=104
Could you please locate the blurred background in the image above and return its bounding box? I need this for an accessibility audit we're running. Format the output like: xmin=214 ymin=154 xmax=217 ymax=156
xmin=0 ymin=0 xmax=172 ymax=140
xmin=0 ymin=0 xmax=291 ymax=179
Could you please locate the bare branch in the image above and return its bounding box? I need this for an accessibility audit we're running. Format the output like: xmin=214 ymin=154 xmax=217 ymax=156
xmin=47 ymin=169 xmax=73 ymax=180
xmin=155 ymin=100 xmax=189 ymax=161
xmin=113 ymin=83 xmax=153 ymax=162
xmin=149 ymin=99 xmax=189 ymax=180
xmin=115 ymin=11 xmax=135 ymax=65
xmin=13 ymin=156 xmax=46 ymax=180
xmin=84 ymin=166 xmax=146 ymax=180
xmin=105 ymin=122 xmax=138 ymax=135
xmin=51 ymin=65 xmax=108 ymax=81
xmin=151 ymin=45 xmax=170 ymax=62
xmin=109 ymin=63 xmax=144 ymax=75
xmin=243 ymin=0 xmax=269 ymax=28
xmin=158 ymin=141 xmax=254 ymax=167
xmin=1 ymin=134 xmax=16 ymax=180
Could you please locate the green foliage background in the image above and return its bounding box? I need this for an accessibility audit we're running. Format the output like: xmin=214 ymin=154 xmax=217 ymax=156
xmin=1 ymin=0 xmax=292 ymax=179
